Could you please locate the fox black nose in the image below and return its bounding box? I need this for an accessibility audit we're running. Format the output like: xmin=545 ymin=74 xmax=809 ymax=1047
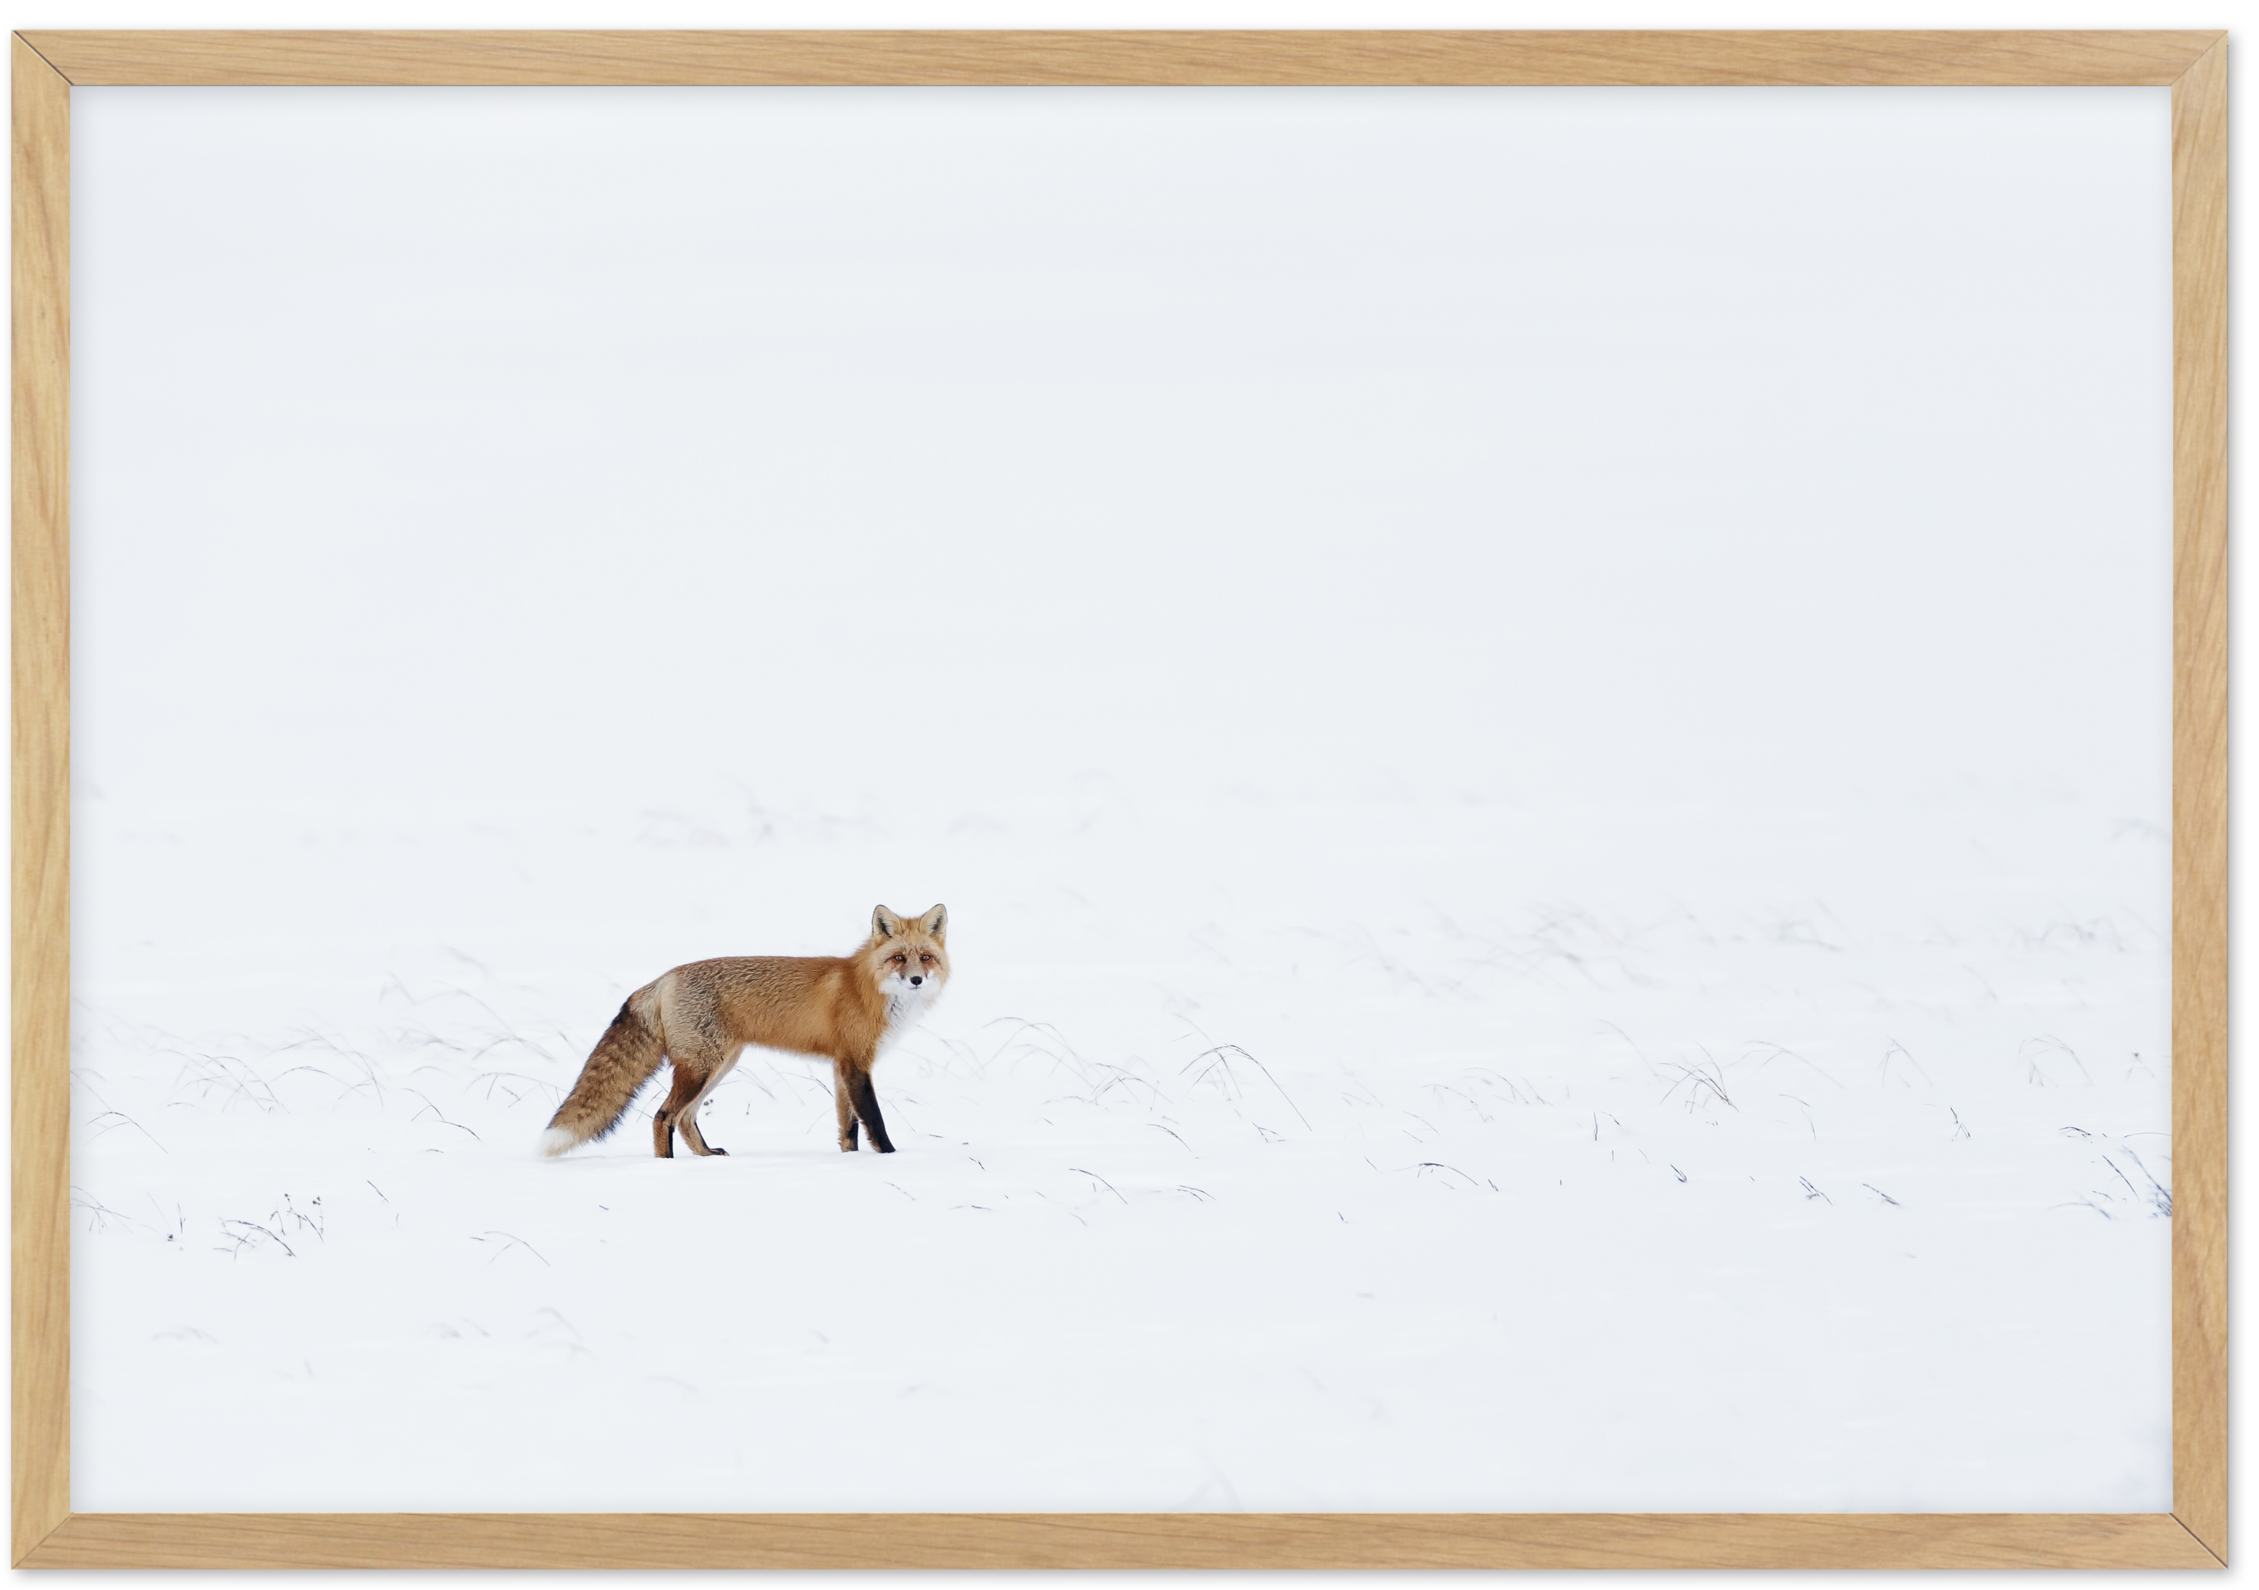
xmin=909 ymin=975 xmax=923 ymax=986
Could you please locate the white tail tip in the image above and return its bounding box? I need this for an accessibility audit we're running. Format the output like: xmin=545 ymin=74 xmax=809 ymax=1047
xmin=535 ymin=1126 xmax=579 ymax=1159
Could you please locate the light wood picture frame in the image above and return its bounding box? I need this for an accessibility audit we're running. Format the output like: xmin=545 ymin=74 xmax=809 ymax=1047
xmin=10 ymin=29 xmax=2226 ymax=1569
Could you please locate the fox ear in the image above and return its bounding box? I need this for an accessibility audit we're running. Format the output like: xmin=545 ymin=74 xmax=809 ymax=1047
xmin=920 ymin=904 xmax=947 ymax=941
xmin=872 ymin=905 xmax=904 ymax=941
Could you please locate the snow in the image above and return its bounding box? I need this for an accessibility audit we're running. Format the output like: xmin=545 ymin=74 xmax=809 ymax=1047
xmin=66 ymin=85 xmax=2170 ymax=1513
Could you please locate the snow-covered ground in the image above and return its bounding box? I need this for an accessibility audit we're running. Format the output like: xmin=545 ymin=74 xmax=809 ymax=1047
xmin=71 ymin=781 xmax=2169 ymax=1511
xmin=66 ymin=85 xmax=2171 ymax=1513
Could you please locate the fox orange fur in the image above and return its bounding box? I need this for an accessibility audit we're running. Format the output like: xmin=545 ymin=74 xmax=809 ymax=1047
xmin=537 ymin=904 xmax=948 ymax=1159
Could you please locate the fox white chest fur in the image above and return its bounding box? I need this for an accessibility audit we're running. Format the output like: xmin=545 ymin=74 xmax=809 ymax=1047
xmin=879 ymin=974 xmax=943 ymax=1053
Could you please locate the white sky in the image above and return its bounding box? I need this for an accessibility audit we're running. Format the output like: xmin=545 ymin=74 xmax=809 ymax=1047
xmin=73 ymin=87 xmax=2168 ymax=833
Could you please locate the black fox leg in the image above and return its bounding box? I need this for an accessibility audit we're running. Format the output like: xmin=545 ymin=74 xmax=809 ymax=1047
xmin=850 ymin=1070 xmax=896 ymax=1154
xmin=833 ymin=1060 xmax=860 ymax=1151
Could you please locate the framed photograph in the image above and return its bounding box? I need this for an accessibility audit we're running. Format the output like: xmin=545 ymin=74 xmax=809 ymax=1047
xmin=14 ymin=29 xmax=2225 ymax=1569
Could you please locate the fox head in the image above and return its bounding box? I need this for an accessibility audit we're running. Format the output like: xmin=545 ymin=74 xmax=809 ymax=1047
xmin=868 ymin=904 xmax=949 ymax=1001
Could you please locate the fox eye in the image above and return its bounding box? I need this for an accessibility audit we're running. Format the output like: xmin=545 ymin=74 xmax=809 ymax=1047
xmin=920 ymin=954 xmax=936 ymax=966
xmin=890 ymin=953 xmax=907 ymax=965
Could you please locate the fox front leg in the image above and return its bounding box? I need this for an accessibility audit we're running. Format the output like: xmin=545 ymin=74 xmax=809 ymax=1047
xmin=834 ymin=1059 xmax=860 ymax=1151
xmin=848 ymin=1067 xmax=896 ymax=1155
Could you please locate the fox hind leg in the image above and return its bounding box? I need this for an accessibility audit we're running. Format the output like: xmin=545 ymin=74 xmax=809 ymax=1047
xmin=652 ymin=1061 xmax=707 ymax=1158
xmin=675 ymin=1048 xmax=740 ymax=1157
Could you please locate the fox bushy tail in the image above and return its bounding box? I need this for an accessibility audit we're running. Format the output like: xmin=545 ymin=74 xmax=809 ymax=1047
xmin=537 ymin=995 xmax=665 ymax=1157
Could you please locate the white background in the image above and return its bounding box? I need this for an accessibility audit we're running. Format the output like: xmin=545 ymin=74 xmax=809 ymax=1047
xmin=68 ymin=80 xmax=2171 ymax=1514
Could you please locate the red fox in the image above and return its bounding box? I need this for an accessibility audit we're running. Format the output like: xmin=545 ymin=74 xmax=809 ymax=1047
xmin=536 ymin=904 xmax=948 ymax=1160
